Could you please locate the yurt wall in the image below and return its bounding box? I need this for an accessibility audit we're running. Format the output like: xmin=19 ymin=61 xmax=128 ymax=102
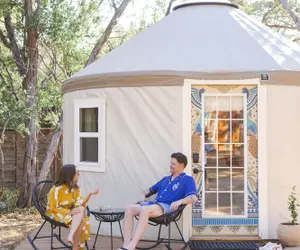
xmin=266 ymin=85 xmax=300 ymax=239
xmin=63 ymin=85 xmax=185 ymax=239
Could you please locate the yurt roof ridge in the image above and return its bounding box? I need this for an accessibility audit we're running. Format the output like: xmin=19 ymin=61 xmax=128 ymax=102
xmin=172 ymin=0 xmax=239 ymax=11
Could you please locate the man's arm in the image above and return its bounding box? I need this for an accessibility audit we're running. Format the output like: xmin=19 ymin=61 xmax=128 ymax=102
xmin=138 ymin=189 xmax=150 ymax=202
xmin=170 ymin=194 xmax=198 ymax=210
xmin=138 ymin=177 xmax=164 ymax=202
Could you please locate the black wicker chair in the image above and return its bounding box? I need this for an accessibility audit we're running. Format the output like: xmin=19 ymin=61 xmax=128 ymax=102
xmin=28 ymin=180 xmax=89 ymax=250
xmin=135 ymin=191 xmax=188 ymax=250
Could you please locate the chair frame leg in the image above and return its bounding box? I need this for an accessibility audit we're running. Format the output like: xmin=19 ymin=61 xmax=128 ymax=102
xmin=27 ymin=220 xmax=47 ymax=250
xmin=165 ymin=221 xmax=188 ymax=250
xmin=136 ymin=224 xmax=163 ymax=250
xmin=92 ymin=221 xmax=101 ymax=250
xmin=27 ymin=220 xmax=72 ymax=250
xmin=110 ymin=222 xmax=113 ymax=250
xmin=51 ymin=226 xmax=54 ymax=250
xmin=118 ymin=220 xmax=124 ymax=241
xmin=85 ymin=240 xmax=90 ymax=250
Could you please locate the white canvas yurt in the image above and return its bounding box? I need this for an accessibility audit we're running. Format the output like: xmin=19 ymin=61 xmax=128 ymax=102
xmin=63 ymin=0 xmax=300 ymax=240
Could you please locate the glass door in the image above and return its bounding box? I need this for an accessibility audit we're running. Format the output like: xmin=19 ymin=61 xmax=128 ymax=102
xmin=202 ymin=95 xmax=247 ymax=218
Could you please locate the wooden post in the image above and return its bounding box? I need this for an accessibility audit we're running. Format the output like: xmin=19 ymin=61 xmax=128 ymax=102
xmin=15 ymin=131 xmax=18 ymax=187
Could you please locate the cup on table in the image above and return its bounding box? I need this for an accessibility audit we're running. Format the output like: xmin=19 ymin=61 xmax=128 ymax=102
xmin=99 ymin=204 xmax=111 ymax=211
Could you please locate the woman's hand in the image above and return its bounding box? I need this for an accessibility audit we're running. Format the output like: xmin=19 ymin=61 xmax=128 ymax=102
xmin=70 ymin=207 xmax=81 ymax=215
xmin=90 ymin=189 xmax=99 ymax=195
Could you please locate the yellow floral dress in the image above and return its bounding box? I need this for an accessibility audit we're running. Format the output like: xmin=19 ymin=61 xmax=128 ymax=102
xmin=45 ymin=184 xmax=90 ymax=249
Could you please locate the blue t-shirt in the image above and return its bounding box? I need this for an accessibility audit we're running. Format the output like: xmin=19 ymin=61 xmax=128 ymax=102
xmin=149 ymin=172 xmax=197 ymax=205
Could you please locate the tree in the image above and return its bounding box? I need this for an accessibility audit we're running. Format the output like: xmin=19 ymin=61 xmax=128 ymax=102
xmin=233 ymin=0 xmax=300 ymax=43
xmin=279 ymin=0 xmax=300 ymax=31
xmin=0 ymin=0 xmax=41 ymax=207
xmin=0 ymin=0 xmax=126 ymax=207
xmin=86 ymin=0 xmax=132 ymax=66
xmin=0 ymin=0 xmax=189 ymax=207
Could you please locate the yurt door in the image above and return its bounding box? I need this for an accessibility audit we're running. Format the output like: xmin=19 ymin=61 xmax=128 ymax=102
xmin=191 ymin=85 xmax=258 ymax=237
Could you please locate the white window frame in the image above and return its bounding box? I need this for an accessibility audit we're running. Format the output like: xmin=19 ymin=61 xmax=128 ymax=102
xmin=74 ymin=98 xmax=106 ymax=172
xmin=201 ymin=93 xmax=248 ymax=218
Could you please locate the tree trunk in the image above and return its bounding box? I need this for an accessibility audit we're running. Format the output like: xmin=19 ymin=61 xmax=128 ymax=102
xmin=85 ymin=0 xmax=132 ymax=66
xmin=0 ymin=144 xmax=4 ymax=197
xmin=16 ymin=0 xmax=39 ymax=208
xmin=41 ymin=0 xmax=133 ymax=181
xmin=279 ymin=0 xmax=300 ymax=31
xmin=37 ymin=115 xmax=63 ymax=182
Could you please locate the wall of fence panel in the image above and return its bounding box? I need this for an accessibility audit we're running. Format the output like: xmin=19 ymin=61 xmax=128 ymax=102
xmin=0 ymin=129 xmax=62 ymax=188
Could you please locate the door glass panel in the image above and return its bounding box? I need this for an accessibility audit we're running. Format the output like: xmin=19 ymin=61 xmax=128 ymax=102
xmin=218 ymin=144 xmax=231 ymax=167
xmin=232 ymin=144 xmax=244 ymax=168
xmin=218 ymin=97 xmax=230 ymax=119
xmin=205 ymin=120 xmax=217 ymax=143
xmin=232 ymin=193 xmax=245 ymax=215
xmin=231 ymin=97 xmax=244 ymax=119
xmin=204 ymin=97 xmax=217 ymax=119
xmin=205 ymin=169 xmax=217 ymax=191
xmin=232 ymin=169 xmax=244 ymax=191
xmin=219 ymin=193 xmax=231 ymax=215
xmin=218 ymin=169 xmax=230 ymax=191
xmin=205 ymin=193 xmax=217 ymax=216
xmin=218 ymin=120 xmax=230 ymax=143
xmin=232 ymin=120 xmax=244 ymax=143
xmin=205 ymin=144 xmax=217 ymax=167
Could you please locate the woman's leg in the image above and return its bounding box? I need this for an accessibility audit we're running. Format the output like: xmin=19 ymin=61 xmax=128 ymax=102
xmin=67 ymin=206 xmax=85 ymax=245
xmin=72 ymin=219 xmax=84 ymax=250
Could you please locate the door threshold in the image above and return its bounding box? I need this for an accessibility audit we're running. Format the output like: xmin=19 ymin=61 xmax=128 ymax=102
xmin=190 ymin=236 xmax=261 ymax=241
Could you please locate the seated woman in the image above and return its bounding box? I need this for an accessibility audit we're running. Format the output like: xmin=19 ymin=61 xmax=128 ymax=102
xmin=46 ymin=164 xmax=99 ymax=250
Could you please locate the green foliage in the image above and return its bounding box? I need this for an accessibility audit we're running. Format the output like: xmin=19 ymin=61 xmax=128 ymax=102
xmin=0 ymin=0 xmax=107 ymax=130
xmin=0 ymin=187 xmax=20 ymax=213
xmin=0 ymin=0 xmax=297 ymax=133
xmin=234 ymin=0 xmax=300 ymax=42
xmin=288 ymin=186 xmax=299 ymax=225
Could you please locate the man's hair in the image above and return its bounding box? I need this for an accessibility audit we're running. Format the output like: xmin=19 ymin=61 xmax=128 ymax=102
xmin=171 ymin=152 xmax=188 ymax=168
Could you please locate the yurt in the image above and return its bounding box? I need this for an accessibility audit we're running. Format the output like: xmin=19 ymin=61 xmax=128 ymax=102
xmin=63 ymin=0 xmax=300 ymax=240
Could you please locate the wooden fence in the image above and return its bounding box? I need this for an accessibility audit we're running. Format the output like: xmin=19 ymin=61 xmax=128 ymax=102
xmin=0 ymin=129 xmax=62 ymax=188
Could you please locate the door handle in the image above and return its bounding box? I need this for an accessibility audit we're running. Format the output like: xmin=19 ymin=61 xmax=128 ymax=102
xmin=193 ymin=166 xmax=203 ymax=174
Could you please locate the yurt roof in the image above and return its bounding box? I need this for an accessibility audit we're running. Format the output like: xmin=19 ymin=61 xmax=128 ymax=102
xmin=63 ymin=0 xmax=300 ymax=93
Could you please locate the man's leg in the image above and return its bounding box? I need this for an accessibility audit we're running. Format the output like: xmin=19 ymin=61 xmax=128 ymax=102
xmin=122 ymin=204 xmax=143 ymax=247
xmin=124 ymin=204 xmax=163 ymax=250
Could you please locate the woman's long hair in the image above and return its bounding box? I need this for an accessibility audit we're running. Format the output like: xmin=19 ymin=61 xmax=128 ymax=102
xmin=55 ymin=164 xmax=79 ymax=191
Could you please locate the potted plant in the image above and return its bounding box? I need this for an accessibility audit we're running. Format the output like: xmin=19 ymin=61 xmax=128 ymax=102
xmin=277 ymin=186 xmax=300 ymax=246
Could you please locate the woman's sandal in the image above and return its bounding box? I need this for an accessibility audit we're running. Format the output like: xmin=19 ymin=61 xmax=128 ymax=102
xmin=66 ymin=238 xmax=74 ymax=246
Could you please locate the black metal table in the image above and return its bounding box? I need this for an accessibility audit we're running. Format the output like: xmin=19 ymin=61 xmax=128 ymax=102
xmin=90 ymin=208 xmax=124 ymax=250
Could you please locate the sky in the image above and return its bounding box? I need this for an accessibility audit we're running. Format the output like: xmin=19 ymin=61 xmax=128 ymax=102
xmin=118 ymin=0 xmax=260 ymax=29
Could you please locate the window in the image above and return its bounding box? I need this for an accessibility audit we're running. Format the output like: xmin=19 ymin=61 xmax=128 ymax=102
xmin=202 ymin=94 xmax=247 ymax=218
xmin=74 ymin=99 xmax=105 ymax=172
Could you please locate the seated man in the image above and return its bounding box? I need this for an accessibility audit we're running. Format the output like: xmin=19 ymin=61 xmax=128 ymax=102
xmin=119 ymin=152 xmax=198 ymax=250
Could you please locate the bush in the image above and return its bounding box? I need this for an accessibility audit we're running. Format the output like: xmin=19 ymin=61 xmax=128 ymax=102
xmin=0 ymin=187 xmax=20 ymax=213
xmin=288 ymin=186 xmax=299 ymax=225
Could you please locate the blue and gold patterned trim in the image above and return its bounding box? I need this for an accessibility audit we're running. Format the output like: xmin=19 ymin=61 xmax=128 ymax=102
xmin=193 ymin=218 xmax=258 ymax=226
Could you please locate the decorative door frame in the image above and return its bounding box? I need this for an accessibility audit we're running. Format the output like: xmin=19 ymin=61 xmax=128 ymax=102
xmin=182 ymin=79 xmax=269 ymax=240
